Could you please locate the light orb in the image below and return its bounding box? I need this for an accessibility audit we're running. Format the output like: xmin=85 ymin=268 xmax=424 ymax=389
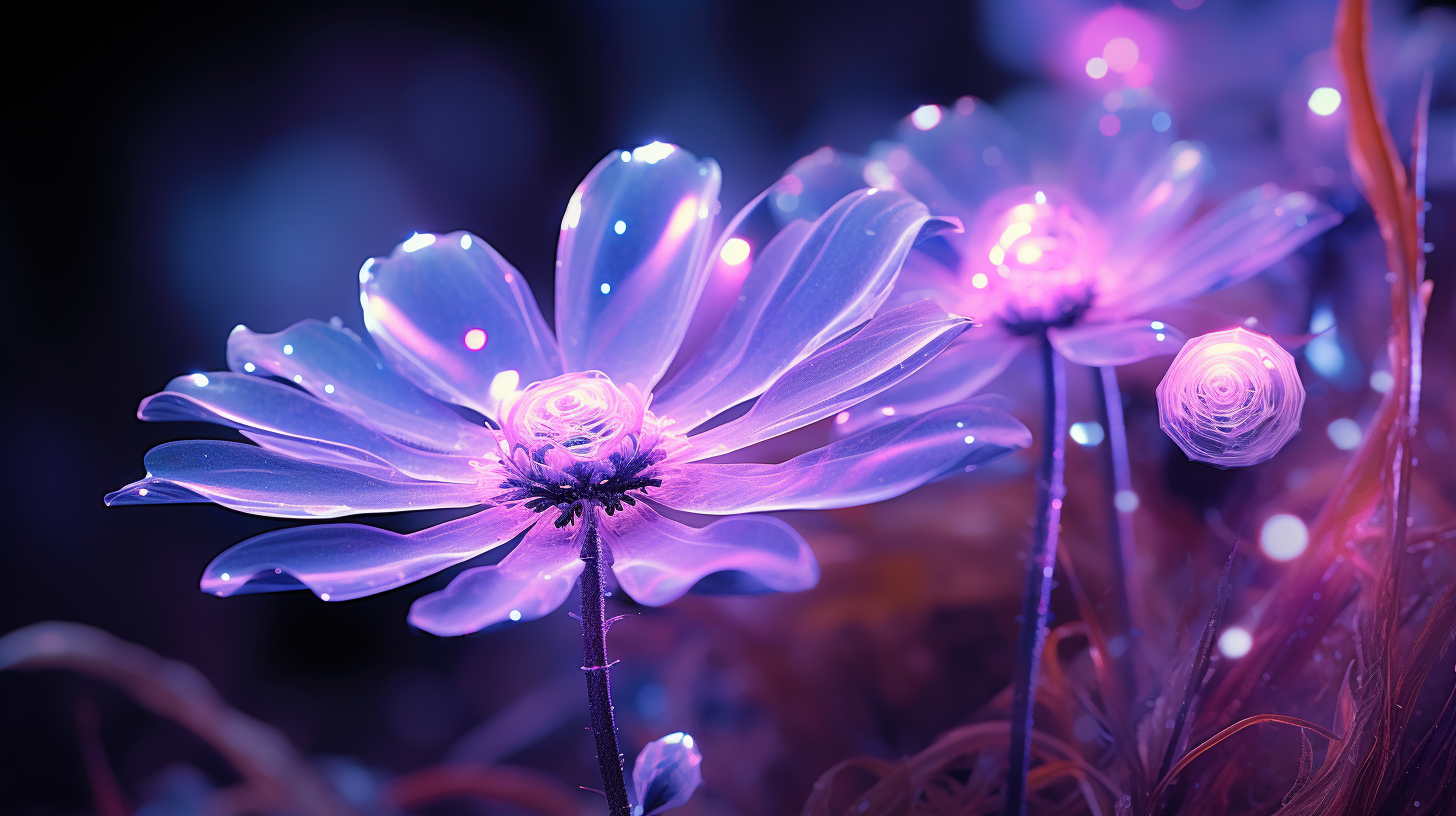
xmin=1308 ymin=87 xmax=1342 ymax=116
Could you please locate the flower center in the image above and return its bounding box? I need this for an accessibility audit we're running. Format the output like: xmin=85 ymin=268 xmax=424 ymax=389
xmin=964 ymin=186 xmax=1105 ymax=333
xmin=490 ymin=371 xmax=674 ymax=526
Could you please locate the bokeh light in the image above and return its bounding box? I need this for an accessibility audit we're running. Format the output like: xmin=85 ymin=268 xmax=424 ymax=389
xmin=1260 ymin=513 xmax=1309 ymax=561
xmin=1308 ymin=86 xmax=1342 ymax=116
xmin=1218 ymin=627 xmax=1253 ymax=658
xmin=720 ymin=237 xmax=752 ymax=265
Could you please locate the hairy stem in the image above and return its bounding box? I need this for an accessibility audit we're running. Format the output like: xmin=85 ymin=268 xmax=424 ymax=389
xmin=1005 ymin=334 xmax=1068 ymax=816
xmin=578 ymin=510 xmax=632 ymax=816
xmin=1093 ymin=364 xmax=1143 ymax=695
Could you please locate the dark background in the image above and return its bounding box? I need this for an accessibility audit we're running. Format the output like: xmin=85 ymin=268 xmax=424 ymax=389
xmin=6 ymin=1 xmax=1455 ymax=814
xmin=0 ymin=2 xmax=1020 ymax=813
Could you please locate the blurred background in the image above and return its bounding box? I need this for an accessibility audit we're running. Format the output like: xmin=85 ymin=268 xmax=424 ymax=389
xmin=2 ymin=1 xmax=1453 ymax=814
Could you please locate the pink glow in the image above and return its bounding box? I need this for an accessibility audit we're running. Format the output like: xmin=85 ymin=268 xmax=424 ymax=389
xmin=665 ymin=196 xmax=699 ymax=238
xmin=633 ymin=196 xmax=701 ymax=290
xmin=364 ymin=293 xmax=472 ymax=384
xmin=1137 ymin=181 xmax=1175 ymax=216
xmin=463 ymin=328 xmax=487 ymax=350
xmin=1125 ymin=63 xmax=1154 ymax=88
xmin=1103 ymin=37 xmax=1139 ymax=73
xmin=1071 ymin=7 xmax=1163 ymax=87
xmin=965 ymin=186 xmax=1107 ymax=326
xmin=1099 ymin=114 xmax=1121 ymax=137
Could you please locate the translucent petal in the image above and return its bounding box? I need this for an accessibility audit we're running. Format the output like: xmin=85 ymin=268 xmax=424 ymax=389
xmin=684 ymin=300 xmax=971 ymax=459
xmin=832 ymin=330 xmax=1027 ymax=435
xmin=138 ymin=373 xmax=479 ymax=483
xmin=1049 ymin=319 xmax=1187 ymax=367
xmin=601 ymin=504 xmax=816 ymax=606
xmin=1103 ymin=186 xmax=1341 ymax=316
xmin=888 ymin=97 xmax=1028 ymax=216
xmin=653 ymin=189 xmax=937 ymax=429
xmin=776 ymin=147 xmax=870 ymax=223
xmin=555 ymin=144 xmax=722 ymax=393
xmin=227 ymin=319 xmax=494 ymax=454
xmin=361 ymin=230 xmax=561 ymax=416
xmin=886 ymin=251 xmax=963 ymax=312
xmin=105 ymin=441 xmax=481 ymax=519
xmin=1104 ymin=141 xmax=1211 ymax=265
xmin=1070 ymin=99 xmax=1177 ymax=213
xmin=201 ymin=505 xmax=539 ymax=601
xmin=632 ymin=732 xmax=704 ymax=816
xmin=408 ymin=520 xmax=584 ymax=636
xmin=656 ymin=399 xmax=1031 ymax=514
xmin=666 ymin=186 xmax=777 ymax=383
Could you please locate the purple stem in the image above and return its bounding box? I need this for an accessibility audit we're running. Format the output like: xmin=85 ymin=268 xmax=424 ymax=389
xmin=1094 ymin=364 xmax=1144 ymax=693
xmin=1005 ymin=333 xmax=1067 ymax=816
xmin=578 ymin=509 xmax=632 ymax=816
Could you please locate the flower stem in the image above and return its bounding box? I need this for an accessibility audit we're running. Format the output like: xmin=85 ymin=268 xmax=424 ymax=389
xmin=578 ymin=509 xmax=632 ymax=816
xmin=1005 ymin=333 xmax=1067 ymax=816
xmin=1093 ymin=364 xmax=1144 ymax=695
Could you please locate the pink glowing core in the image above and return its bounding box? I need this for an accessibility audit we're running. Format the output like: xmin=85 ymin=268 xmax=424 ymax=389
xmin=463 ymin=328 xmax=487 ymax=350
xmin=1157 ymin=328 xmax=1305 ymax=468
xmin=499 ymin=371 xmax=658 ymax=464
xmin=964 ymin=186 xmax=1106 ymax=326
xmin=1072 ymin=7 xmax=1163 ymax=87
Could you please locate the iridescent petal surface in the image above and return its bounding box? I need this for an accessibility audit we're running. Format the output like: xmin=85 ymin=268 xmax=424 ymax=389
xmin=555 ymin=143 xmax=721 ymax=393
xmin=201 ymin=505 xmax=538 ymax=601
xmin=1104 ymin=141 xmax=1211 ymax=265
xmin=138 ymin=372 xmax=479 ymax=483
xmin=654 ymin=189 xmax=937 ymax=428
xmin=105 ymin=441 xmax=480 ymax=518
xmin=408 ymin=520 xmax=585 ymax=636
xmin=361 ymin=230 xmax=561 ymax=416
xmin=601 ymin=504 xmax=816 ymax=607
xmin=832 ymin=330 xmax=1027 ymax=435
xmin=1048 ymin=319 xmax=1187 ymax=367
xmin=889 ymin=97 xmax=1028 ymax=216
xmin=657 ymin=399 xmax=1031 ymax=513
xmin=227 ymin=318 xmax=494 ymax=454
xmin=684 ymin=300 xmax=970 ymax=459
xmin=1104 ymin=185 xmax=1340 ymax=316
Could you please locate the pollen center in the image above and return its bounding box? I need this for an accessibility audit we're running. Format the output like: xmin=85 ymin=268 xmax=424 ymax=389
xmin=488 ymin=371 xmax=675 ymax=527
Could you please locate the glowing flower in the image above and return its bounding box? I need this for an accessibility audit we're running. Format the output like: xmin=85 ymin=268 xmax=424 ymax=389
xmin=1156 ymin=327 xmax=1305 ymax=467
xmin=780 ymin=98 xmax=1340 ymax=431
xmin=106 ymin=142 xmax=1032 ymax=635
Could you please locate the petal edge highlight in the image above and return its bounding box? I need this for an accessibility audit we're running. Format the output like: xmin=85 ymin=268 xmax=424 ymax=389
xmin=202 ymin=505 xmax=539 ymax=601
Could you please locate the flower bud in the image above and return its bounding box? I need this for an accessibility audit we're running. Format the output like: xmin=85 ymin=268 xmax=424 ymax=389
xmin=632 ymin=731 xmax=703 ymax=816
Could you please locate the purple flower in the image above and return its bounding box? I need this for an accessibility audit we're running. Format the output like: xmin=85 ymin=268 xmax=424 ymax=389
xmin=780 ymin=99 xmax=1341 ymax=432
xmin=107 ymin=142 xmax=1032 ymax=636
